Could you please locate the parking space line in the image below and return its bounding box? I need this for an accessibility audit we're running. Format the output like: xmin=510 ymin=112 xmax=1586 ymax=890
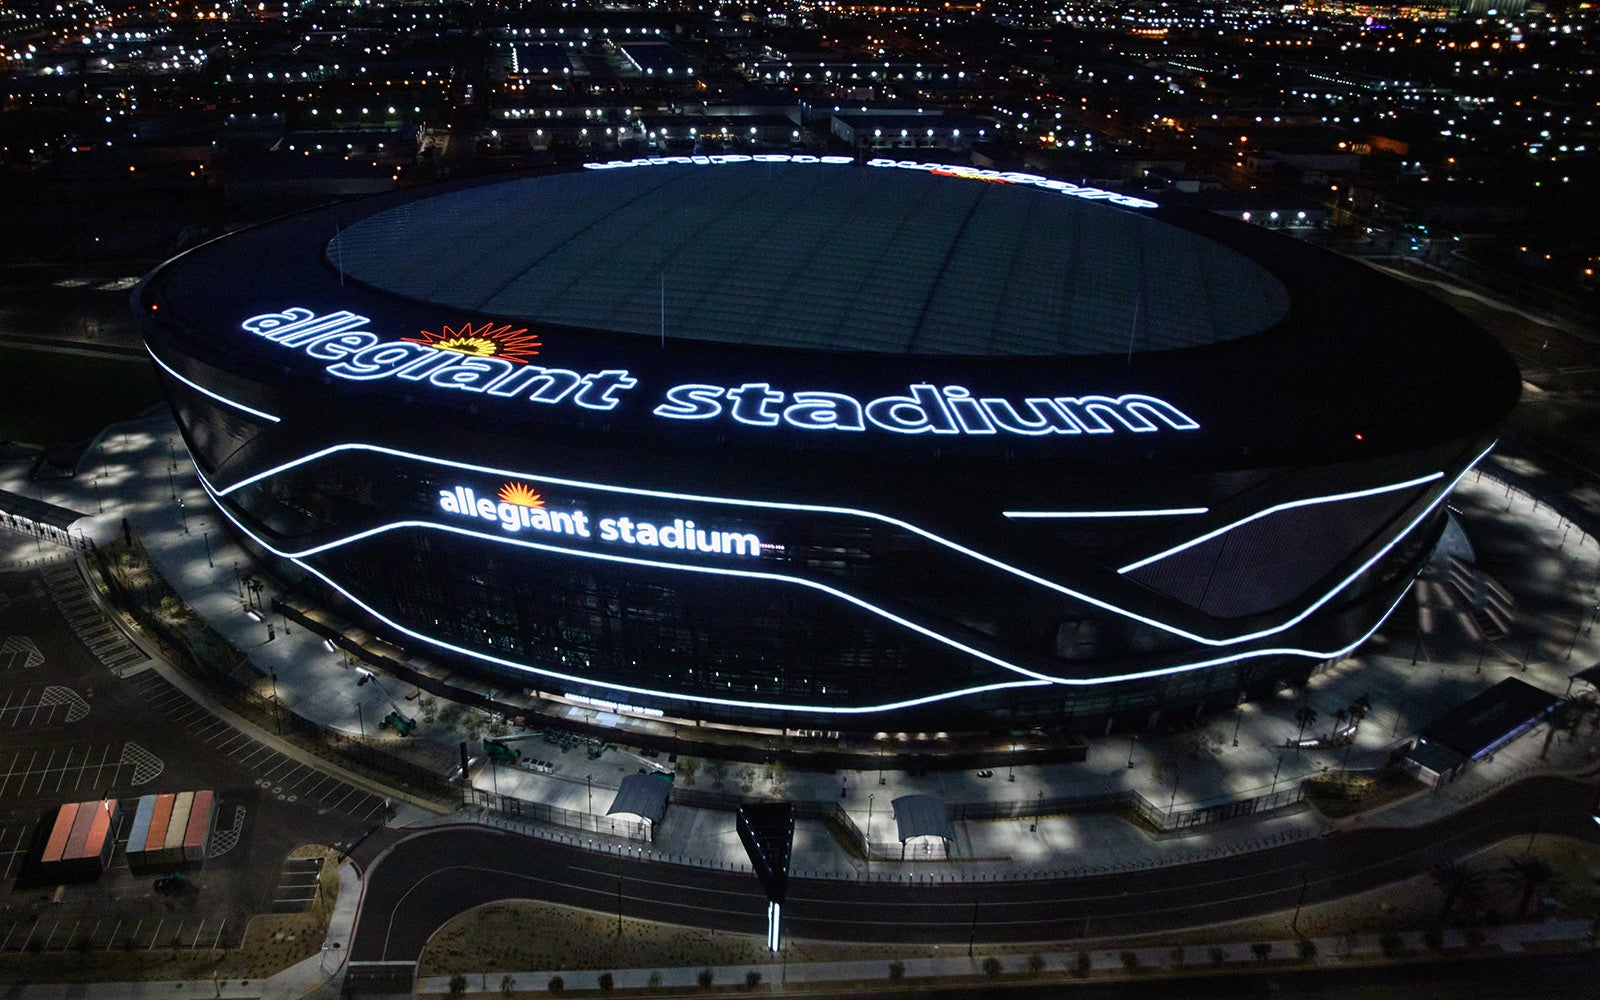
xmin=351 ymin=797 xmax=385 ymax=823
xmin=34 ymin=748 xmax=54 ymax=795
xmin=0 ymin=752 xmax=17 ymax=797
xmin=328 ymin=787 xmax=358 ymax=810
xmin=300 ymin=774 xmax=332 ymax=797
xmin=146 ymin=689 xmax=185 ymax=709
xmin=264 ymin=758 xmax=299 ymax=781
xmin=236 ymin=744 xmax=273 ymax=766
xmin=211 ymin=731 xmax=249 ymax=751
xmin=190 ymin=719 xmax=229 ymax=740
xmin=285 ymin=768 xmax=322 ymax=791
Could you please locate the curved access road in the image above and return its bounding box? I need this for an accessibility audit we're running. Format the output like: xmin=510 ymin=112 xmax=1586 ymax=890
xmin=344 ymin=776 xmax=1598 ymax=990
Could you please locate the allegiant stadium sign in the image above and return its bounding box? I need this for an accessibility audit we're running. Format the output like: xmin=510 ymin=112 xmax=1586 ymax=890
xmin=241 ymin=308 xmax=1200 ymax=438
xmin=439 ymin=482 xmax=764 ymax=558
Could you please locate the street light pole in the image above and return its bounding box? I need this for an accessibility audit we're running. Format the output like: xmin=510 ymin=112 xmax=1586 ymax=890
xmin=1291 ymin=873 xmax=1309 ymax=933
xmin=865 ymin=793 xmax=874 ymax=875
xmin=1269 ymin=754 xmax=1283 ymax=798
xmin=202 ymin=529 xmax=212 ymax=568
xmin=587 ymin=774 xmax=593 ymax=815
xmin=968 ymin=900 xmax=978 ymax=958
xmin=1127 ymin=732 xmax=1137 ymax=768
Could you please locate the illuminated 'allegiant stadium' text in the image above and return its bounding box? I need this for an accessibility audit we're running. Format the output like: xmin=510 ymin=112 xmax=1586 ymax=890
xmin=241 ymin=309 xmax=1199 ymax=438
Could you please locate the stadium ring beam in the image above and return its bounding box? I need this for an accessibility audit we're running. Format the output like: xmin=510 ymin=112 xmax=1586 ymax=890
xmin=135 ymin=156 xmax=1519 ymax=733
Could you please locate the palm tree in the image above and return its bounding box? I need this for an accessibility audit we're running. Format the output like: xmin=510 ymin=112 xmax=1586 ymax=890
xmin=1430 ymin=861 xmax=1484 ymax=923
xmin=1293 ymin=705 xmax=1318 ymax=746
xmin=1503 ymin=854 xmax=1561 ymax=919
xmin=1349 ymin=694 xmax=1373 ymax=733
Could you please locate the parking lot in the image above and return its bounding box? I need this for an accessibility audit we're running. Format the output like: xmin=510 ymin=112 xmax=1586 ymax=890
xmin=0 ymin=564 xmax=399 ymax=955
xmin=125 ymin=672 xmax=389 ymax=825
xmin=0 ymin=683 xmax=89 ymax=728
xmin=0 ymin=741 xmax=160 ymax=799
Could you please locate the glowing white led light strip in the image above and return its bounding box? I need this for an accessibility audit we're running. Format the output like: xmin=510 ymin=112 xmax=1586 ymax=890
xmin=1004 ymin=508 xmax=1209 ymax=519
xmin=215 ymin=441 xmax=1491 ymax=648
xmin=1117 ymin=472 xmax=1445 ymax=575
xmin=146 ymin=346 xmax=282 ymax=424
xmin=579 ymin=154 xmax=1161 ymax=210
xmin=199 ymin=467 xmax=1417 ymax=713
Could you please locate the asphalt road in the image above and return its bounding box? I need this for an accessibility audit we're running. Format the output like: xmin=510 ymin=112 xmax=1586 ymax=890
xmin=349 ymin=775 xmax=1600 ymax=965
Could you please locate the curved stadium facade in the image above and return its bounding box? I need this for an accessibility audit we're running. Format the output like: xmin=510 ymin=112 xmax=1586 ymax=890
xmin=135 ymin=156 xmax=1519 ymax=731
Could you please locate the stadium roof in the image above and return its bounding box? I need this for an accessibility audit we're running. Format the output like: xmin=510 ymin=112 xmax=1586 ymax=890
xmin=327 ymin=162 xmax=1289 ymax=357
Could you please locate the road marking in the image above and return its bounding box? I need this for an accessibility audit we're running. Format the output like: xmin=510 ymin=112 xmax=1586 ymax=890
xmin=207 ymin=806 xmax=246 ymax=858
xmin=0 ymin=636 xmax=44 ymax=671
xmin=35 ymin=748 xmax=54 ymax=795
xmin=120 ymin=741 xmax=164 ymax=785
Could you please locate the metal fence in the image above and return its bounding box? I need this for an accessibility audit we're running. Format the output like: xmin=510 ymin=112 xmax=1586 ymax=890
xmin=465 ymin=787 xmax=653 ymax=843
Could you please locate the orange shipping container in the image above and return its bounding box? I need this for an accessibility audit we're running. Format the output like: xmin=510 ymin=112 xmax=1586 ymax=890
xmin=41 ymin=803 xmax=79 ymax=864
xmin=145 ymin=793 xmax=174 ymax=853
xmin=73 ymin=800 xmax=116 ymax=862
xmin=182 ymin=790 xmax=213 ymax=862
xmin=63 ymin=801 xmax=97 ymax=861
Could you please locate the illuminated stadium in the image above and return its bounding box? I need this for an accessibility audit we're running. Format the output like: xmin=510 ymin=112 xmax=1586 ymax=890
xmin=134 ymin=156 xmax=1519 ymax=730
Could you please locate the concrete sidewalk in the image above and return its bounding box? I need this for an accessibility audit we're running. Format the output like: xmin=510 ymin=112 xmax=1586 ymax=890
xmin=407 ymin=919 xmax=1600 ymax=995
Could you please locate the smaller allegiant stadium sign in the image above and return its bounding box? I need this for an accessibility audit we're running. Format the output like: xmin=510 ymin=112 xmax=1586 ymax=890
xmin=438 ymin=482 xmax=764 ymax=559
xmin=242 ymin=308 xmax=1199 ymax=439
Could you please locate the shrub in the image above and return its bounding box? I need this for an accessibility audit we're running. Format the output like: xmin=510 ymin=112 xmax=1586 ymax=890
xmin=1208 ymin=946 xmax=1226 ymax=965
xmin=1027 ymin=952 xmax=1045 ymax=975
xmin=1297 ymin=938 xmax=1318 ymax=961
xmin=888 ymin=959 xmax=905 ymax=981
xmin=981 ymin=956 xmax=1003 ymax=978
xmin=1423 ymin=927 xmax=1444 ymax=951
xmin=1169 ymin=947 xmax=1185 ymax=967
xmin=1251 ymin=942 xmax=1272 ymax=962
xmin=1120 ymin=950 xmax=1140 ymax=971
xmin=548 ymin=975 xmax=565 ymax=993
xmin=1075 ymin=951 xmax=1092 ymax=977
xmin=599 ymin=971 xmax=614 ymax=990
xmin=745 ymin=969 xmax=762 ymax=990
xmin=698 ymin=968 xmax=715 ymax=988
xmin=648 ymin=971 xmax=663 ymax=988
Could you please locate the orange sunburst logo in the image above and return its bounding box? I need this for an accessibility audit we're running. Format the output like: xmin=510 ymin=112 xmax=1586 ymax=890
xmin=498 ymin=482 xmax=545 ymax=508
xmin=404 ymin=322 xmax=542 ymax=364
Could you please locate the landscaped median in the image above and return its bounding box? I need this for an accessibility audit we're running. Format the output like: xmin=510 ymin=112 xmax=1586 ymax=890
xmin=411 ymin=834 xmax=1600 ymax=995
